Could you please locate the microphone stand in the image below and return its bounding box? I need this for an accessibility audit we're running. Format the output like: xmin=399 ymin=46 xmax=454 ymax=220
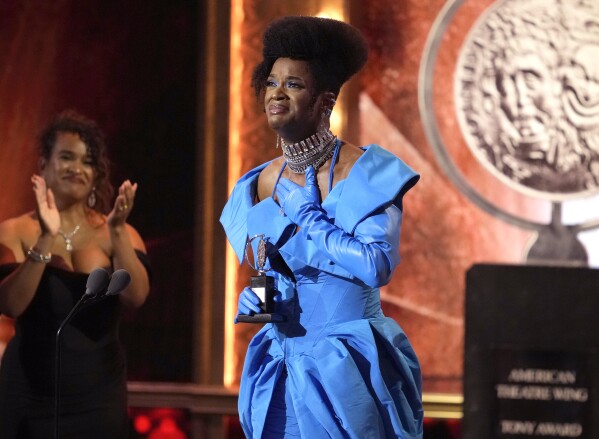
xmin=54 ymin=268 xmax=128 ymax=439
xmin=54 ymin=293 xmax=100 ymax=439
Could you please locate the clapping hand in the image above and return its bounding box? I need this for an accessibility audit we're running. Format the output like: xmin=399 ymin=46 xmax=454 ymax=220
xmin=31 ymin=175 xmax=60 ymax=237
xmin=107 ymin=180 xmax=137 ymax=228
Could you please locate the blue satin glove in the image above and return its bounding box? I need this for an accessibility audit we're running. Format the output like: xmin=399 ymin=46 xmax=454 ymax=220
xmin=234 ymin=286 xmax=283 ymax=323
xmin=277 ymin=166 xmax=401 ymax=288
xmin=234 ymin=287 xmax=262 ymax=323
xmin=276 ymin=166 xmax=322 ymax=229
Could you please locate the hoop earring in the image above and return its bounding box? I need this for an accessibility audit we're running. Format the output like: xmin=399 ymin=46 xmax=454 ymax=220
xmin=87 ymin=187 xmax=97 ymax=208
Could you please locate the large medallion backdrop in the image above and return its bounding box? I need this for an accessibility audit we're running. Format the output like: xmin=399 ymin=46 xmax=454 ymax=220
xmin=359 ymin=0 xmax=599 ymax=393
xmin=353 ymin=0 xmax=533 ymax=395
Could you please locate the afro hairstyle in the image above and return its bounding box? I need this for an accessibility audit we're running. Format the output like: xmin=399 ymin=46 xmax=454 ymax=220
xmin=251 ymin=16 xmax=369 ymax=98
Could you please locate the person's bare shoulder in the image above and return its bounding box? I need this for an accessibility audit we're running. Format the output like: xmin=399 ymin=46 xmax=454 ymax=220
xmin=0 ymin=213 xmax=38 ymax=263
xmin=125 ymin=223 xmax=147 ymax=253
xmin=257 ymin=157 xmax=285 ymax=202
xmin=334 ymin=142 xmax=364 ymax=183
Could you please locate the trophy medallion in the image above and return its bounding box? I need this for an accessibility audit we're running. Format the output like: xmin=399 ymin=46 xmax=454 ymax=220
xmin=237 ymin=234 xmax=285 ymax=323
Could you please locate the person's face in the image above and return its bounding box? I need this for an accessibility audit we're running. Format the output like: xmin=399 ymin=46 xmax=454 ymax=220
xmin=498 ymin=53 xmax=558 ymax=154
xmin=264 ymin=57 xmax=325 ymax=142
xmin=40 ymin=131 xmax=96 ymax=203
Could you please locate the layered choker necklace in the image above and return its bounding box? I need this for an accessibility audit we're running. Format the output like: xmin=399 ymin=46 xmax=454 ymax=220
xmin=281 ymin=129 xmax=338 ymax=174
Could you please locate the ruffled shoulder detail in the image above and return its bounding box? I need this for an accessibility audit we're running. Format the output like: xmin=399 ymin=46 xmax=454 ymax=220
xmin=220 ymin=161 xmax=272 ymax=263
xmin=335 ymin=144 xmax=419 ymax=234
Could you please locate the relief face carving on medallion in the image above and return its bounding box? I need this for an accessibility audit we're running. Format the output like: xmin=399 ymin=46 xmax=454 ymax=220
xmin=455 ymin=0 xmax=599 ymax=199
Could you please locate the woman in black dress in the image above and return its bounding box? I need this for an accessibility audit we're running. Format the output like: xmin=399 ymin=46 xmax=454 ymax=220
xmin=0 ymin=110 xmax=150 ymax=438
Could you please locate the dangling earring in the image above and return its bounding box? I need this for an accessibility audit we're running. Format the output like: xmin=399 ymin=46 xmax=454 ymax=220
xmin=275 ymin=135 xmax=282 ymax=149
xmin=320 ymin=96 xmax=335 ymax=131
xmin=87 ymin=187 xmax=97 ymax=208
xmin=318 ymin=110 xmax=329 ymax=132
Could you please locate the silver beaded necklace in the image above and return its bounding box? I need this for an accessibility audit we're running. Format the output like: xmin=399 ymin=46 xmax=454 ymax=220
xmin=281 ymin=129 xmax=338 ymax=174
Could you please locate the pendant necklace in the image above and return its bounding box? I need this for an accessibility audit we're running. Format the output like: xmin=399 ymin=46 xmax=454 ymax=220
xmin=58 ymin=223 xmax=81 ymax=252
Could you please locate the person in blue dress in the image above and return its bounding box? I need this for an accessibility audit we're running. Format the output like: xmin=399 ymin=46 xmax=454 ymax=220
xmin=220 ymin=16 xmax=423 ymax=439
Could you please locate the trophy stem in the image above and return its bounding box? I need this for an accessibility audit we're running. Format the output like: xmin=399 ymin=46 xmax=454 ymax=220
xmin=524 ymin=202 xmax=588 ymax=266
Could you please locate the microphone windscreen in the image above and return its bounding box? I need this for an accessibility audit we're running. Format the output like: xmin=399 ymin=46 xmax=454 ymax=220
xmin=85 ymin=268 xmax=111 ymax=296
xmin=105 ymin=269 xmax=131 ymax=296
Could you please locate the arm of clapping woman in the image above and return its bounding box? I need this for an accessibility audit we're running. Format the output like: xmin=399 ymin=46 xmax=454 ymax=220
xmin=107 ymin=180 xmax=150 ymax=308
xmin=0 ymin=176 xmax=60 ymax=317
xmin=276 ymin=167 xmax=401 ymax=288
xmin=0 ymin=222 xmax=54 ymax=317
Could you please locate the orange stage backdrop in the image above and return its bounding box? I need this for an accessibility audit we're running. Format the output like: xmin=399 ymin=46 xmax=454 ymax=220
xmin=2 ymin=0 xmax=581 ymax=402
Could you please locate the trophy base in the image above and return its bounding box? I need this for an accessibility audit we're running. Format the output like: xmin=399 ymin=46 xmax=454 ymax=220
xmin=236 ymin=313 xmax=286 ymax=324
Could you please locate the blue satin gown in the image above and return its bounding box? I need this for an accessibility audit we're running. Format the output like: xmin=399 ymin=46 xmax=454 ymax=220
xmin=220 ymin=143 xmax=423 ymax=439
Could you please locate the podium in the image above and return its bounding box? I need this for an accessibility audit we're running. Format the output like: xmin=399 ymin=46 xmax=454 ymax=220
xmin=463 ymin=264 xmax=599 ymax=439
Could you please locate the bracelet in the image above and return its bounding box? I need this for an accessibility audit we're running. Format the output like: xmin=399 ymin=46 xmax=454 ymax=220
xmin=26 ymin=247 xmax=52 ymax=264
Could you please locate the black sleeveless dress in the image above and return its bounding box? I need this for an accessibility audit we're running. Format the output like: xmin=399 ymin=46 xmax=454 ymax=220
xmin=0 ymin=252 xmax=149 ymax=439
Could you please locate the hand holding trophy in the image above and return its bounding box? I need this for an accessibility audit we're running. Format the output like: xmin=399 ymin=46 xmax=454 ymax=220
xmin=236 ymin=234 xmax=285 ymax=323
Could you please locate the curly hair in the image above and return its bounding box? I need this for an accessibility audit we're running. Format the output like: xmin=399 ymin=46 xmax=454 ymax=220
xmin=251 ymin=16 xmax=369 ymax=99
xmin=38 ymin=110 xmax=114 ymax=214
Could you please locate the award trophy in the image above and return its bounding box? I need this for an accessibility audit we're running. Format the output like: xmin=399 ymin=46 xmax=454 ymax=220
xmin=237 ymin=234 xmax=285 ymax=323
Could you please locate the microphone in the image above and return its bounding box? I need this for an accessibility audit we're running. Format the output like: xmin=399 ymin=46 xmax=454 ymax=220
xmin=83 ymin=267 xmax=111 ymax=298
xmin=54 ymin=268 xmax=130 ymax=439
xmin=104 ymin=268 xmax=131 ymax=296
